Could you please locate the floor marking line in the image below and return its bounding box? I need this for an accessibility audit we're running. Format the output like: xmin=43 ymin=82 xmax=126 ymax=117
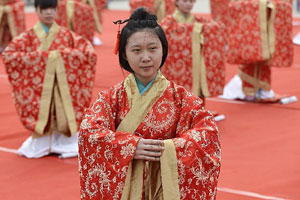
xmin=0 ymin=146 xmax=18 ymax=154
xmin=218 ymin=187 xmax=289 ymax=200
xmin=0 ymin=74 xmax=8 ymax=78
xmin=0 ymin=147 xmax=291 ymax=200
xmin=207 ymin=97 xmax=247 ymax=104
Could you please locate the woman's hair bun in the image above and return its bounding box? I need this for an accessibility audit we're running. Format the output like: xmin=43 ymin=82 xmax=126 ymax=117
xmin=130 ymin=7 xmax=158 ymax=21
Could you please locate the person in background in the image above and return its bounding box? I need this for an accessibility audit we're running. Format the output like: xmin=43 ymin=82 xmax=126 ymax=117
xmin=2 ymin=0 xmax=97 ymax=158
xmin=55 ymin=0 xmax=95 ymax=43
xmin=222 ymin=0 xmax=294 ymax=103
xmin=129 ymin=0 xmax=175 ymax=22
xmin=160 ymin=0 xmax=226 ymax=120
xmin=0 ymin=0 xmax=25 ymax=53
xmin=78 ymin=7 xmax=221 ymax=200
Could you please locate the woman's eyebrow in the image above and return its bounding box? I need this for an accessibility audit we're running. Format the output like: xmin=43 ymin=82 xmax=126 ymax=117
xmin=128 ymin=44 xmax=140 ymax=48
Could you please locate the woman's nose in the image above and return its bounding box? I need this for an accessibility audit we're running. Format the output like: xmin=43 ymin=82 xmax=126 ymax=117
xmin=141 ymin=52 xmax=150 ymax=62
xmin=44 ymin=8 xmax=53 ymax=14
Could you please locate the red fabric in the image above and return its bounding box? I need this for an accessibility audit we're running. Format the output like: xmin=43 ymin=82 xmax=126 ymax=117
xmin=78 ymin=80 xmax=221 ymax=199
xmin=227 ymin=0 xmax=265 ymax=64
xmin=227 ymin=0 xmax=293 ymax=66
xmin=56 ymin=1 xmax=68 ymax=28
xmin=0 ymin=11 xmax=300 ymax=200
xmin=91 ymin=0 xmax=106 ymax=24
xmin=269 ymin=0 xmax=293 ymax=68
xmin=2 ymin=25 xmax=97 ymax=134
xmin=129 ymin=0 xmax=175 ymax=17
xmin=0 ymin=1 xmax=25 ymax=47
xmin=130 ymin=0 xmax=154 ymax=12
xmin=2 ymin=0 xmax=18 ymax=4
xmin=8 ymin=0 xmax=25 ymax=35
xmin=239 ymin=62 xmax=271 ymax=95
xmin=210 ymin=0 xmax=230 ymax=27
xmin=56 ymin=0 xmax=94 ymax=42
xmin=209 ymin=0 xmax=230 ymax=43
xmin=160 ymin=15 xmax=226 ymax=97
xmin=164 ymin=0 xmax=176 ymax=15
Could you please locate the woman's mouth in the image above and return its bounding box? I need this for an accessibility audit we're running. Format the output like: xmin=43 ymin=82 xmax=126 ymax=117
xmin=141 ymin=66 xmax=152 ymax=69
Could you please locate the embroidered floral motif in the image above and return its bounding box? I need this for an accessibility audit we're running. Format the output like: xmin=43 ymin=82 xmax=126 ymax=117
xmin=79 ymin=79 xmax=221 ymax=199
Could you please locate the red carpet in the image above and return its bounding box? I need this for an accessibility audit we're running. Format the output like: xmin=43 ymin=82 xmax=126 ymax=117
xmin=0 ymin=9 xmax=299 ymax=200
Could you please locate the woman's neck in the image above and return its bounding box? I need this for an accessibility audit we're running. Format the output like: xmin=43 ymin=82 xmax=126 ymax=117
xmin=178 ymin=9 xmax=191 ymax=19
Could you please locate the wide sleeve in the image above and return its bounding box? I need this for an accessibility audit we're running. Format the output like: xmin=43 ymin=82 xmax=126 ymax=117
xmin=78 ymin=89 xmax=141 ymax=200
xmin=172 ymin=96 xmax=221 ymax=199
xmin=2 ymin=32 xmax=50 ymax=132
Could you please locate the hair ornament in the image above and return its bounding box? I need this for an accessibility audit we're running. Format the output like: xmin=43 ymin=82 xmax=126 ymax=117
xmin=113 ymin=19 xmax=129 ymax=55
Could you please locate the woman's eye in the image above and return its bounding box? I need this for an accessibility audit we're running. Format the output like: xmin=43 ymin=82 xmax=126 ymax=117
xmin=133 ymin=49 xmax=140 ymax=52
xmin=150 ymin=47 xmax=157 ymax=50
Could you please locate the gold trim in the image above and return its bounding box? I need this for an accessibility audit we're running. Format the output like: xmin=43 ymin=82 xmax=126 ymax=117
xmin=3 ymin=4 xmax=17 ymax=37
xmin=267 ymin=2 xmax=275 ymax=57
xmin=34 ymin=51 xmax=57 ymax=135
xmin=87 ymin=0 xmax=102 ymax=33
xmin=238 ymin=64 xmax=271 ymax=95
xmin=117 ymin=71 xmax=169 ymax=133
xmin=55 ymin=52 xmax=78 ymax=135
xmin=0 ymin=6 xmax=3 ymax=24
xmin=199 ymin=51 xmax=210 ymax=97
xmin=54 ymin=83 xmax=69 ymax=136
xmin=34 ymin=22 xmax=60 ymax=51
xmin=66 ymin=0 xmax=75 ymax=30
xmin=154 ymin=0 xmax=165 ymax=22
xmin=118 ymin=71 xmax=170 ymax=199
xmin=160 ymin=139 xmax=180 ymax=200
xmin=120 ymin=160 xmax=144 ymax=200
xmin=192 ymin=22 xmax=202 ymax=97
xmin=192 ymin=22 xmax=209 ymax=97
xmin=259 ymin=0 xmax=270 ymax=60
xmin=0 ymin=6 xmax=5 ymax=43
xmin=173 ymin=8 xmax=194 ymax=24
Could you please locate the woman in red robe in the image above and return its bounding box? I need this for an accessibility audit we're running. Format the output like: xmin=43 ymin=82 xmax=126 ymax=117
xmin=0 ymin=0 xmax=25 ymax=53
xmin=129 ymin=0 xmax=175 ymax=22
xmin=2 ymin=0 xmax=97 ymax=158
xmin=222 ymin=0 xmax=294 ymax=102
xmin=79 ymin=7 xmax=221 ymax=200
xmin=160 ymin=0 xmax=226 ymax=101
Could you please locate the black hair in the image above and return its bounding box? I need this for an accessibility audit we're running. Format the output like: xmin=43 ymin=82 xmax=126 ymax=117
xmin=34 ymin=0 xmax=57 ymax=9
xmin=118 ymin=7 xmax=168 ymax=73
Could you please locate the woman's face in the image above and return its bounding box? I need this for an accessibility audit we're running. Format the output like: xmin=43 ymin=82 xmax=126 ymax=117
xmin=125 ymin=30 xmax=163 ymax=86
xmin=36 ymin=7 xmax=57 ymax=27
xmin=176 ymin=0 xmax=196 ymax=15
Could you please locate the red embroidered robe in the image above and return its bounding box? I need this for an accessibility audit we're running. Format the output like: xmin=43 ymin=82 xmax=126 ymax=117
xmin=79 ymin=72 xmax=221 ymax=200
xmin=2 ymin=22 xmax=97 ymax=136
xmin=56 ymin=0 xmax=94 ymax=42
xmin=85 ymin=0 xmax=106 ymax=34
xmin=129 ymin=0 xmax=175 ymax=22
xmin=0 ymin=0 xmax=25 ymax=48
xmin=210 ymin=0 xmax=230 ymax=27
xmin=227 ymin=0 xmax=293 ymax=95
xmin=160 ymin=10 xmax=226 ymax=97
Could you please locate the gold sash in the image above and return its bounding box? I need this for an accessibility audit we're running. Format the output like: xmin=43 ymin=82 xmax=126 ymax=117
xmin=86 ymin=0 xmax=102 ymax=33
xmin=66 ymin=0 xmax=75 ymax=30
xmin=259 ymin=0 xmax=270 ymax=60
xmin=34 ymin=22 xmax=77 ymax=136
xmin=0 ymin=4 xmax=17 ymax=40
xmin=192 ymin=22 xmax=210 ymax=97
xmin=118 ymin=72 xmax=180 ymax=200
xmin=173 ymin=8 xmax=194 ymax=24
xmin=154 ymin=0 xmax=165 ymax=22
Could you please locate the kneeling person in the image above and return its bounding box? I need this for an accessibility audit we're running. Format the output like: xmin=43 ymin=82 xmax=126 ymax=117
xmin=2 ymin=0 xmax=97 ymax=158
